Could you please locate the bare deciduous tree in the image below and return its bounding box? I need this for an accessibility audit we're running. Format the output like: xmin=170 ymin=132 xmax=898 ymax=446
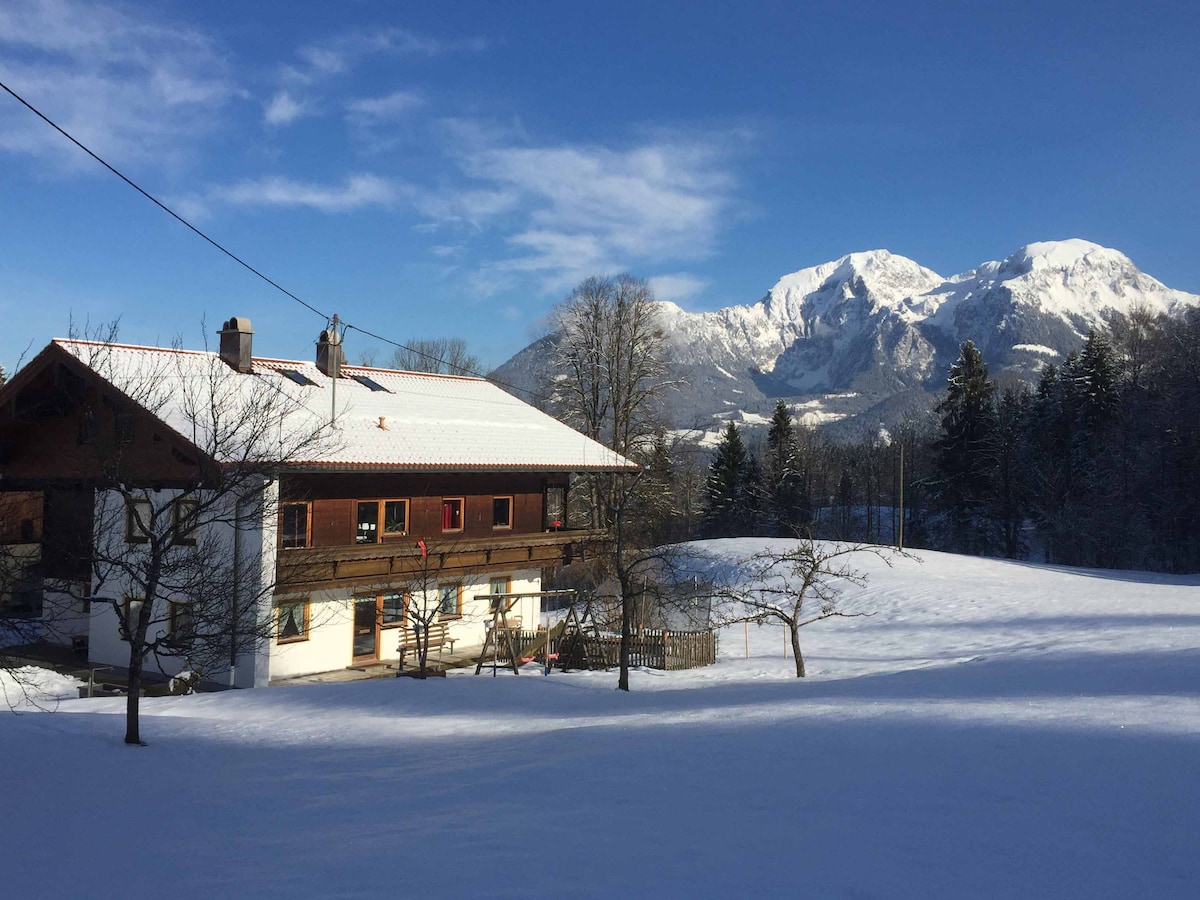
xmin=551 ymin=274 xmax=671 ymax=529
xmin=37 ymin=329 xmax=337 ymax=743
xmin=390 ymin=338 xmax=480 ymax=376
xmin=715 ymin=539 xmax=898 ymax=677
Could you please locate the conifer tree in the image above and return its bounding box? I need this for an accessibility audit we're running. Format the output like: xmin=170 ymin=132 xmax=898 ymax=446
xmin=763 ymin=400 xmax=811 ymax=536
xmin=702 ymin=422 xmax=754 ymax=537
xmin=934 ymin=340 xmax=997 ymax=553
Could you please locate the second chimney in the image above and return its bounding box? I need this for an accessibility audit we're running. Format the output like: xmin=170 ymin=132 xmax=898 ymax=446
xmin=316 ymin=318 xmax=344 ymax=378
xmin=218 ymin=316 xmax=253 ymax=373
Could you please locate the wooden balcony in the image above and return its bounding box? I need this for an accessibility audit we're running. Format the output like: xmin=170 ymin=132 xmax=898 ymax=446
xmin=276 ymin=528 xmax=605 ymax=593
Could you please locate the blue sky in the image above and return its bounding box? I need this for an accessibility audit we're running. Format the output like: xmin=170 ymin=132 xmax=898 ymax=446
xmin=1 ymin=0 xmax=1197 ymax=372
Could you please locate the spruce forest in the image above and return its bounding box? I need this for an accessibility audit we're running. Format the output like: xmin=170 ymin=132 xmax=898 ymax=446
xmin=645 ymin=307 xmax=1200 ymax=574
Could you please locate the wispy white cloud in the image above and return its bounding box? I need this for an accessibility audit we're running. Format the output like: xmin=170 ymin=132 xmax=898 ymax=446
xmin=263 ymin=91 xmax=314 ymax=127
xmin=202 ymin=173 xmax=409 ymax=214
xmin=648 ymin=273 xmax=710 ymax=304
xmin=345 ymin=89 xmax=425 ymax=124
xmin=0 ymin=0 xmax=238 ymax=169
xmin=439 ymin=130 xmax=744 ymax=294
xmin=282 ymin=27 xmax=487 ymax=86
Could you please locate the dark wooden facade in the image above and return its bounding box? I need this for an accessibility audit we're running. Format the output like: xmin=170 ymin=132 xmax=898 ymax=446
xmin=276 ymin=472 xmax=588 ymax=593
xmin=282 ymin=472 xmax=564 ymax=545
xmin=1 ymin=344 xmax=602 ymax=598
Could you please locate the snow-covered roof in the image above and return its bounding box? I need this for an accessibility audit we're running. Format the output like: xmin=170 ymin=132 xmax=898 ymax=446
xmin=52 ymin=339 xmax=639 ymax=472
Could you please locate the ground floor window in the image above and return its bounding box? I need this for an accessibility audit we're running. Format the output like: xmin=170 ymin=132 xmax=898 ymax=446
xmin=167 ymin=601 xmax=195 ymax=646
xmin=438 ymin=583 xmax=462 ymax=617
xmin=381 ymin=591 xmax=407 ymax=626
xmin=489 ymin=576 xmax=511 ymax=612
xmin=277 ymin=600 xmax=309 ymax=643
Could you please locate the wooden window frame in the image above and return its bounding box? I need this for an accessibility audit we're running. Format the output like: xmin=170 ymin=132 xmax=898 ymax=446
xmin=279 ymin=502 xmax=311 ymax=550
xmin=119 ymin=596 xmax=144 ymax=642
xmin=115 ymin=412 xmax=135 ymax=444
xmin=167 ymin=600 xmax=195 ymax=647
xmin=380 ymin=591 xmax=407 ymax=628
xmin=492 ymin=496 xmax=514 ymax=530
xmin=355 ymin=500 xmax=380 ymax=545
xmin=544 ymin=484 xmax=566 ymax=530
xmin=125 ymin=497 xmax=152 ymax=544
xmin=276 ymin=599 xmax=310 ymax=644
xmin=437 ymin=582 xmax=463 ymax=619
xmin=381 ymin=499 xmax=410 ymax=539
xmin=173 ymin=498 xmax=198 ymax=546
xmin=488 ymin=575 xmax=512 ymax=612
xmin=441 ymin=497 xmax=464 ymax=534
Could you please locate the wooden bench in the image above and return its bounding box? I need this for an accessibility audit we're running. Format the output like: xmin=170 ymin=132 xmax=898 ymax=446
xmin=396 ymin=622 xmax=456 ymax=666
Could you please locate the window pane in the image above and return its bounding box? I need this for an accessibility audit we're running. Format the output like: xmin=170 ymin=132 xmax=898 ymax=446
xmin=174 ymin=500 xmax=198 ymax=545
xmin=489 ymin=577 xmax=509 ymax=612
xmin=442 ymin=499 xmax=462 ymax=531
xmin=383 ymin=500 xmax=408 ymax=536
xmin=545 ymin=487 xmax=565 ymax=529
xmin=438 ymin=585 xmax=458 ymax=616
xmin=382 ymin=592 xmax=406 ymax=624
xmin=281 ymin=504 xmax=308 ymax=549
xmin=492 ymin=497 xmax=512 ymax=528
xmin=278 ymin=602 xmax=307 ymax=640
xmin=356 ymin=501 xmax=379 ymax=544
xmin=126 ymin=499 xmax=152 ymax=543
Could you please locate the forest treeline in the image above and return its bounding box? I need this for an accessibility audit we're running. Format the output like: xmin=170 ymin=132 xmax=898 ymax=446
xmin=630 ymin=307 xmax=1200 ymax=574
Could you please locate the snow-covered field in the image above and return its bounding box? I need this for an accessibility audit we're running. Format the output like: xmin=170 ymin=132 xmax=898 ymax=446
xmin=2 ymin=541 xmax=1198 ymax=898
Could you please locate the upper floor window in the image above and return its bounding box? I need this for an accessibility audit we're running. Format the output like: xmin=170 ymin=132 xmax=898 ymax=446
xmin=125 ymin=497 xmax=152 ymax=544
xmin=115 ymin=413 xmax=135 ymax=444
xmin=280 ymin=503 xmax=309 ymax=549
xmin=356 ymin=501 xmax=379 ymax=544
xmin=173 ymin=499 xmax=198 ymax=546
xmin=441 ymin=498 xmax=463 ymax=532
xmin=77 ymin=408 xmax=96 ymax=445
xmin=383 ymin=500 xmax=409 ymax=538
xmin=492 ymin=496 xmax=513 ymax=530
xmin=356 ymin=499 xmax=409 ymax=543
xmin=545 ymin=486 xmax=565 ymax=530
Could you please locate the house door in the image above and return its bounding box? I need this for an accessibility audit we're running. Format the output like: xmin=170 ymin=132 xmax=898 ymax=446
xmin=352 ymin=597 xmax=378 ymax=660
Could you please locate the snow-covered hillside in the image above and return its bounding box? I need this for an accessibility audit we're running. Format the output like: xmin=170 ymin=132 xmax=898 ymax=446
xmin=3 ymin=544 xmax=1198 ymax=898
xmin=491 ymin=240 xmax=1200 ymax=436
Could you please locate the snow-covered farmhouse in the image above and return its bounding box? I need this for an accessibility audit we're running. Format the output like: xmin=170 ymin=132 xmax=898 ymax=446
xmin=0 ymin=319 xmax=637 ymax=685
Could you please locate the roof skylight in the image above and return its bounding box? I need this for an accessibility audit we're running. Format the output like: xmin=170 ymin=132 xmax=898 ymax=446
xmin=280 ymin=369 xmax=318 ymax=387
xmin=351 ymin=374 xmax=390 ymax=392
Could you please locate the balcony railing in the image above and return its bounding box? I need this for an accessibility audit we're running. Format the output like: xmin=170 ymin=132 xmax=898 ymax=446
xmin=276 ymin=528 xmax=606 ymax=592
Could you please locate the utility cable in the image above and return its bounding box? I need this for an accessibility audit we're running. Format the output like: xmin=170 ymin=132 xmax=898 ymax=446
xmin=0 ymin=76 xmax=553 ymax=404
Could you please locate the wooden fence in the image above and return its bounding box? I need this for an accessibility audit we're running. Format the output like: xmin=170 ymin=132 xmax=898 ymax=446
xmin=496 ymin=628 xmax=717 ymax=671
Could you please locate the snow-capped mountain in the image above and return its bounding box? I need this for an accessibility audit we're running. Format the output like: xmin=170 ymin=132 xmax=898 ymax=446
xmin=491 ymin=240 xmax=1199 ymax=438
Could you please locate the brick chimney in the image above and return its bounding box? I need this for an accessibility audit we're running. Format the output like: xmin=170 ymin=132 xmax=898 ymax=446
xmin=316 ymin=315 xmax=344 ymax=378
xmin=218 ymin=317 xmax=253 ymax=373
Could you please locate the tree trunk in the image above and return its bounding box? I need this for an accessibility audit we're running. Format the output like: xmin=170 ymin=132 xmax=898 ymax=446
xmin=125 ymin=651 xmax=144 ymax=744
xmin=617 ymin=577 xmax=633 ymax=692
xmin=789 ymin=625 xmax=806 ymax=678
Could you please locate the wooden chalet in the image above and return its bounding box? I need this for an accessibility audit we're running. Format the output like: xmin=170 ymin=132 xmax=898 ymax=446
xmin=0 ymin=318 xmax=638 ymax=685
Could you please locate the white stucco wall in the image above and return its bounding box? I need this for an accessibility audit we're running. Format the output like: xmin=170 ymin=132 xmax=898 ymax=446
xmin=265 ymin=567 xmax=545 ymax=681
xmin=85 ymin=481 xmax=276 ymax=687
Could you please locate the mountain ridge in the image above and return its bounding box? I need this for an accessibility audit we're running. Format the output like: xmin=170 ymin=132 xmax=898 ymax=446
xmin=492 ymin=240 xmax=1200 ymax=439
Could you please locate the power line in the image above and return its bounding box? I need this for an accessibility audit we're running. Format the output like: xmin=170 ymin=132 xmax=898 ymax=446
xmin=0 ymin=76 xmax=554 ymax=405
xmin=0 ymin=78 xmax=330 ymax=322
